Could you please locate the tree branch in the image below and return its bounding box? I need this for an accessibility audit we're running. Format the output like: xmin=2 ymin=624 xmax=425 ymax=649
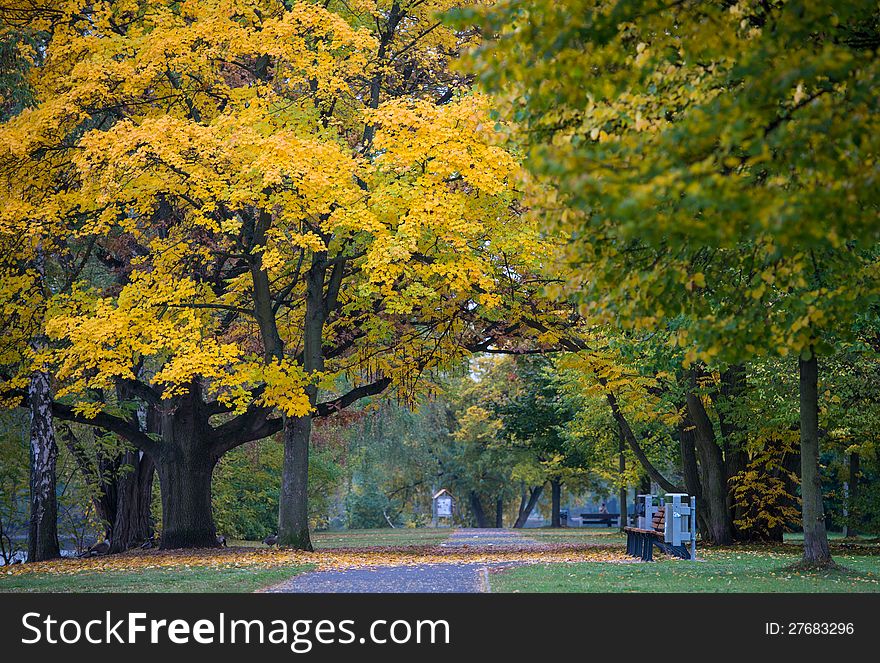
xmin=210 ymin=405 xmax=281 ymax=457
xmin=315 ymin=377 xmax=392 ymax=418
xmin=604 ymin=388 xmax=682 ymax=493
xmin=50 ymin=402 xmax=161 ymax=456
xmin=116 ymin=378 xmax=162 ymax=405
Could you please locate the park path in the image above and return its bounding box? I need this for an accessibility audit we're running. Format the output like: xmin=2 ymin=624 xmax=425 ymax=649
xmin=441 ymin=528 xmax=540 ymax=548
xmin=264 ymin=529 xmax=537 ymax=593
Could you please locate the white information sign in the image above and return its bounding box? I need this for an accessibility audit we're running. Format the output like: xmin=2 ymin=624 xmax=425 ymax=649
xmin=436 ymin=496 xmax=452 ymax=517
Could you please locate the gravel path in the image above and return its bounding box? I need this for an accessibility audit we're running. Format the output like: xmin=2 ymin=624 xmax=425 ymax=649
xmin=265 ymin=529 xmax=538 ymax=593
xmin=441 ymin=528 xmax=540 ymax=548
xmin=264 ymin=563 xmax=487 ymax=593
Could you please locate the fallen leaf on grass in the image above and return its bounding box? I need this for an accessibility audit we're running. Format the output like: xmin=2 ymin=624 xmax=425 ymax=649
xmin=1 ymin=544 xmax=628 ymax=578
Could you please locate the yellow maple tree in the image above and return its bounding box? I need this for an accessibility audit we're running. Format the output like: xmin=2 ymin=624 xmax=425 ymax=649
xmin=0 ymin=0 xmax=566 ymax=550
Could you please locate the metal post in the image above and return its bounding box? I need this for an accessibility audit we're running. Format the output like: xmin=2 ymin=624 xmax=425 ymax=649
xmin=640 ymin=494 xmax=656 ymax=530
xmin=690 ymin=496 xmax=697 ymax=561
xmin=665 ymin=493 xmax=686 ymax=545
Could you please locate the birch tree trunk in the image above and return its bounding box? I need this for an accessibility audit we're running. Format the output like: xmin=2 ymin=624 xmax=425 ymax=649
xmin=27 ymin=245 xmax=60 ymax=563
xmin=27 ymin=355 xmax=60 ymax=562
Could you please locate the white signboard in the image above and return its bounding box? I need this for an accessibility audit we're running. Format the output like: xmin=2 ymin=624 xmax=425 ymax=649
xmin=436 ymin=496 xmax=452 ymax=517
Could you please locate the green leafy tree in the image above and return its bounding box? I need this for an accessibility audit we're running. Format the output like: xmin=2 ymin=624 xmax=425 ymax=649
xmin=469 ymin=0 xmax=880 ymax=566
xmin=495 ymin=355 xmax=586 ymax=526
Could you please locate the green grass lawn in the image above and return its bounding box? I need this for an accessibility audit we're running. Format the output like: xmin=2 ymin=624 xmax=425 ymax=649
xmin=490 ymin=550 xmax=880 ymax=593
xmin=0 ymin=563 xmax=313 ymax=593
xmin=232 ymin=527 xmax=453 ymax=549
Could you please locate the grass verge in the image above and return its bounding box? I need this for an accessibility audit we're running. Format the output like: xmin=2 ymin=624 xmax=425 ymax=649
xmin=0 ymin=563 xmax=313 ymax=593
xmin=490 ymin=549 xmax=880 ymax=593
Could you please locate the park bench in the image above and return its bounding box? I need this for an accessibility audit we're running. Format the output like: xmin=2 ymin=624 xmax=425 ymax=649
xmin=623 ymin=494 xmax=697 ymax=561
xmin=580 ymin=512 xmax=618 ymax=527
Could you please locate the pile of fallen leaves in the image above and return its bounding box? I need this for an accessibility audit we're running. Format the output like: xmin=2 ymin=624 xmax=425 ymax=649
xmin=3 ymin=544 xmax=629 ymax=577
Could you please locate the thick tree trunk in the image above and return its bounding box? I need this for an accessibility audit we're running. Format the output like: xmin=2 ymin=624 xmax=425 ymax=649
xmin=517 ymin=482 xmax=527 ymax=515
xmin=156 ymin=388 xmax=218 ymax=550
xmin=279 ymin=414 xmax=314 ymax=550
xmin=495 ymin=497 xmax=503 ymax=528
xmin=550 ymin=479 xmax=561 ymax=528
xmin=513 ymin=484 xmax=543 ymax=528
xmin=108 ymin=386 xmax=158 ymax=552
xmin=677 ymin=412 xmax=702 ymax=500
xmin=686 ymin=378 xmax=735 ymax=546
xmin=61 ymin=425 xmax=156 ymax=553
xmin=678 ymin=412 xmax=710 ymax=540
xmin=27 ymin=366 xmax=61 ymax=562
xmin=469 ymin=491 xmax=488 ymax=528
xmin=59 ymin=424 xmax=115 ymax=543
xmin=799 ymin=354 xmax=832 ymax=566
xmin=50 ymin=379 xmax=276 ymax=553
xmin=156 ymin=452 xmax=216 ymax=549
xmin=715 ymin=364 xmax=749 ymax=534
xmin=110 ymin=452 xmax=155 ymax=553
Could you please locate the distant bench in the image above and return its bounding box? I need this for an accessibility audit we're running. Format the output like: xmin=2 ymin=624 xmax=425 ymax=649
xmin=623 ymin=495 xmax=697 ymax=561
xmin=580 ymin=513 xmax=618 ymax=527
